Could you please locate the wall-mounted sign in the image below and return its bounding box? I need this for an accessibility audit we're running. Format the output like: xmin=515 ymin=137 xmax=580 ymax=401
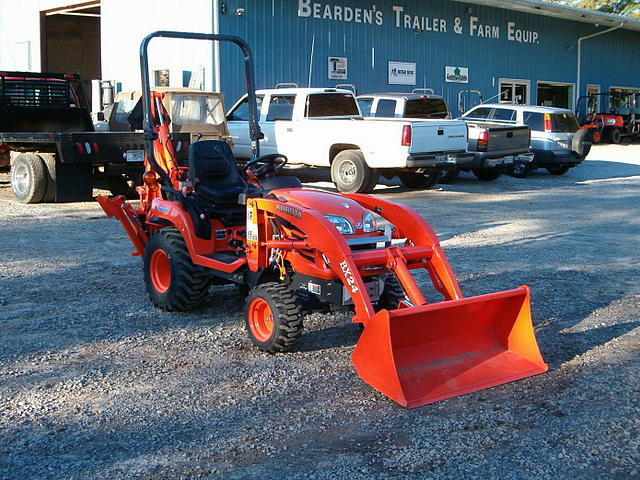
xmin=445 ymin=66 xmax=469 ymax=83
xmin=388 ymin=61 xmax=416 ymax=85
xmin=328 ymin=56 xmax=348 ymax=80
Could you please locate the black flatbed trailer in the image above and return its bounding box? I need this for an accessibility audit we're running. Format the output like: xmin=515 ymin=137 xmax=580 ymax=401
xmin=0 ymin=71 xmax=188 ymax=203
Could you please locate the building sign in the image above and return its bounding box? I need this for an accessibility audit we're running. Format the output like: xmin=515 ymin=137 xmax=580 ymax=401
xmin=328 ymin=57 xmax=348 ymax=79
xmin=388 ymin=61 xmax=416 ymax=85
xmin=297 ymin=2 xmax=541 ymax=45
xmin=445 ymin=66 xmax=468 ymax=83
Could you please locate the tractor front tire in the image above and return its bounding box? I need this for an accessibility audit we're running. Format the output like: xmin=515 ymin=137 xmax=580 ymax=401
xmin=245 ymin=282 xmax=303 ymax=353
xmin=143 ymin=227 xmax=211 ymax=311
xmin=10 ymin=153 xmax=47 ymax=203
xmin=331 ymin=150 xmax=372 ymax=193
xmin=376 ymin=275 xmax=406 ymax=311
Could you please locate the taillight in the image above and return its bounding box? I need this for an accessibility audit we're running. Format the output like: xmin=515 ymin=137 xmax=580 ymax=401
xmin=75 ymin=142 xmax=85 ymax=154
xmin=92 ymin=142 xmax=100 ymax=154
xmin=477 ymin=131 xmax=488 ymax=152
xmin=401 ymin=125 xmax=412 ymax=146
xmin=544 ymin=113 xmax=552 ymax=132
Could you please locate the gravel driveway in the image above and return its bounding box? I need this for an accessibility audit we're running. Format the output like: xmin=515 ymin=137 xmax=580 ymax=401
xmin=1 ymin=145 xmax=639 ymax=479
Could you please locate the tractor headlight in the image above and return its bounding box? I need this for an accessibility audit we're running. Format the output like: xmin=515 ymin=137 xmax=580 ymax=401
xmin=605 ymin=118 xmax=616 ymax=125
xmin=324 ymin=214 xmax=354 ymax=235
xmin=362 ymin=212 xmax=377 ymax=233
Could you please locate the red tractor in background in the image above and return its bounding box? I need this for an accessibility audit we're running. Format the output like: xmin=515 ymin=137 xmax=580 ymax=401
xmin=576 ymin=91 xmax=640 ymax=144
xmin=98 ymin=31 xmax=547 ymax=408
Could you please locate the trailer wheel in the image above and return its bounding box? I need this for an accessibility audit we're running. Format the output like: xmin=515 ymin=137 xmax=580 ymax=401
xmin=10 ymin=153 xmax=47 ymax=203
xmin=472 ymin=169 xmax=501 ymax=181
xmin=331 ymin=150 xmax=371 ymax=193
xmin=365 ymin=168 xmax=380 ymax=192
xmin=143 ymin=227 xmax=211 ymax=311
xmin=398 ymin=169 xmax=441 ymax=189
xmin=546 ymin=165 xmax=571 ymax=175
xmin=438 ymin=168 xmax=460 ymax=184
xmin=245 ymin=282 xmax=303 ymax=353
xmin=108 ymin=175 xmax=138 ymax=199
xmin=507 ymin=162 xmax=532 ymax=179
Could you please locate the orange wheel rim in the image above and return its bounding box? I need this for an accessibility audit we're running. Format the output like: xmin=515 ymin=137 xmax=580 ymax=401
xmin=248 ymin=298 xmax=274 ymax=342
xmin=150 ymin=249 xmax=171 ymax=293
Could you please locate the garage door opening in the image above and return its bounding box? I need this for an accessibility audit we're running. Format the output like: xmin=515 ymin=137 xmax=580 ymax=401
xmin=40 ymin=1 xmax=101 ymax=105
xmin=537 ymin=82 xmax=573 ymax=109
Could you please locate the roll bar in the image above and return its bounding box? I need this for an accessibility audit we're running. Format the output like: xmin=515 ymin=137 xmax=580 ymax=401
xmin=139 ymin=31 xmax=262 ymax=185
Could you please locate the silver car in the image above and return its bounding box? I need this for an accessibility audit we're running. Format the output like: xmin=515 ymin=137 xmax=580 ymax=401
xmin=462 ymin=104 xmax=591 ymax=177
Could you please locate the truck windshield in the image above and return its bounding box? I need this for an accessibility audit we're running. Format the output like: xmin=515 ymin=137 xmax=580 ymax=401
xmin=305 ymin=93 xmax=360 ymax=117
xmin=404 ymin=98 xmax=448 ymax=118
xmin=551 ymin=113 xmax=579 ymax=133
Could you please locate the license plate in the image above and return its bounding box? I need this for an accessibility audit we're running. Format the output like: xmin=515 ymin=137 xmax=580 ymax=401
xmin=435 ymin=154 xmax=456 ymax=164
xmin=502 ymin=156 xmax=515 ymax=165
xmin=125 ymin=150 xmax=144 ymax=163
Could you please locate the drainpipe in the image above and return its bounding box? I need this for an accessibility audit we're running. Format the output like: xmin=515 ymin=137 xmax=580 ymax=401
xmin=576 ymin=22 xmax=624 ymax=108
xmin=212 ymin=0 xmax=221 ymax=91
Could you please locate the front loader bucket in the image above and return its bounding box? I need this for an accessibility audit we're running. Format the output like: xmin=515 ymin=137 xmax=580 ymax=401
xmin=352 ymin=286 xmax=547 ymax=408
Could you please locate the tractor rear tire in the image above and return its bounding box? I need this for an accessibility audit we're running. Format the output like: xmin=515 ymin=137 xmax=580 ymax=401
xmin=143 ymin=227 xmax=211 ymax=311
xmin=472 ymin=169 xmax=501 ymax=181
xmin=606 ymin=128 xmax=622 ymax=144
xmin=245 ymin=282 xmax=303 ymax=353
xmin=10 ymin=153 xmax=47 ymax=203
xmin=331 ymin=150 xmax=372 ymax=193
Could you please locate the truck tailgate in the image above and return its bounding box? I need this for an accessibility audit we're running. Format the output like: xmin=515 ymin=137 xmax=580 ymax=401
xmin=408 ymin=120 xmax=468 ymax=154
xmin=486 ymin=125 xmax=530 ymax=152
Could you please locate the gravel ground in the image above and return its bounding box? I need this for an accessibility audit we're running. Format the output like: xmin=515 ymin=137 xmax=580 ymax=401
xmin=1 ymin=144 xmax=639 ymax=479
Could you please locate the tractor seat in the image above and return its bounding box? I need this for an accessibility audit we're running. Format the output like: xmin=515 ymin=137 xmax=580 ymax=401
xmin=188 ymin=140 xmax=247 ymax=205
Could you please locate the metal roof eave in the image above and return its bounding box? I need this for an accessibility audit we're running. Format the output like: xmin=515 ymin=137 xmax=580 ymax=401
xmin=453 ymin=0 xmax=640 ymax=32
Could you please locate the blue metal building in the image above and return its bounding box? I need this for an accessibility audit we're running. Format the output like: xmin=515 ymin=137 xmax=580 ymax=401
xmin=212 ymin=0 xmax=640 ymax=113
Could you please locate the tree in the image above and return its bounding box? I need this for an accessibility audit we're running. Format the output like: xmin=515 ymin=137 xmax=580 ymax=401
xmin=544 ymin=0 xmax=640 ymax=18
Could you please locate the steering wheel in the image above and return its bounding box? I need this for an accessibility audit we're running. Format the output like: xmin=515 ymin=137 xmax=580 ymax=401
xmin=244 ymin=154 xmax=288 ymax=179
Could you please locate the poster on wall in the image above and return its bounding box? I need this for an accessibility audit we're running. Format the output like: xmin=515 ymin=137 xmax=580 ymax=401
xmin=328 ymin=57 xmax=348 ymax=80
xmin=388 ymin=61 xmax=416 ymax=85
xmin=445 ymin=66 xmax=469 ymax=83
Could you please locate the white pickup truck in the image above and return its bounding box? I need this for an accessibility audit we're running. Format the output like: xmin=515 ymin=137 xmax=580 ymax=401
xmin=226 ymin=88 xmax=474 ymax=192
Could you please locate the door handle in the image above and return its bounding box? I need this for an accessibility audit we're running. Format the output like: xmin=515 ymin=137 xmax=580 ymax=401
xmin=287 ymin=128 xmax=294 ymax=132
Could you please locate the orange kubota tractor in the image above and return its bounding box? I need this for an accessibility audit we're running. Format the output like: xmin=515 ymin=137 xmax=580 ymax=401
xmin=98 ymin=31 xmax=547 ymax=408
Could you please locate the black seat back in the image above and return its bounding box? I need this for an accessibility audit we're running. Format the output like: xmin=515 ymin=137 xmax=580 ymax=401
xmin=188 ymin=140 xmax=246 ymax=204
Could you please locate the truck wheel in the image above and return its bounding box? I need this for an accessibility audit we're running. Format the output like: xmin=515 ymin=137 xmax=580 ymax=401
xmin=331 ymin=150 xmax=371 ymax=193
xmin=472 ymin=169 xmax=501 ymax=181
xmin=245 ymin=282 xmax=303 ymax=353
xmin=606 ymin=128 xmax=622 ymax=144
xmin=546 ymin=165 xmax=570 ymax=175
xmin=438 ymin=168 xmax=459 ymax=184
xmin=143 ymin=227 xmax=211 ymax=311
xmin=10 ymin=153 xmax=47 ymax=203
xmin=507 ymin=163 xmax=532 ymax=179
